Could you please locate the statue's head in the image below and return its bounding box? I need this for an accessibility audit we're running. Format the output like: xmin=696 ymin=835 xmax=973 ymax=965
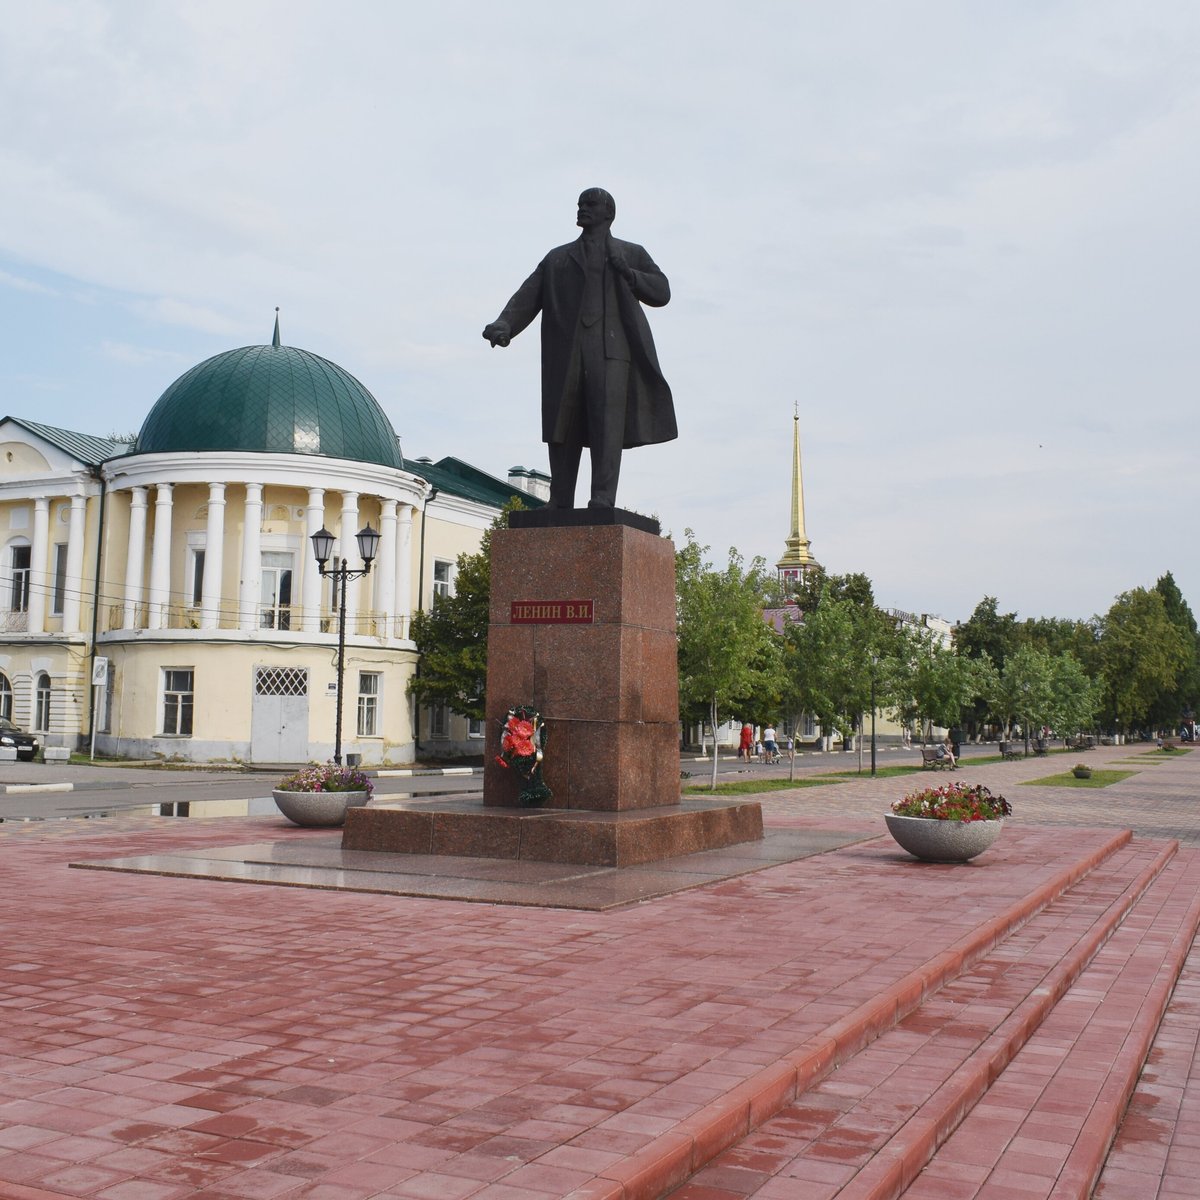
xmin=577 ymin=188 xmax=616 ymax=228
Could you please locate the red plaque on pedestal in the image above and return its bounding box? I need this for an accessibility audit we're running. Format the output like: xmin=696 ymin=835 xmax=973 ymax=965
xmin=510 ymin=599 xmax=594 ymax=624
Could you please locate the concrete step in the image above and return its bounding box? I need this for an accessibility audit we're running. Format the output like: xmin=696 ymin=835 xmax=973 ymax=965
xmin=658 ymin=838 xmax=1200 ymax=1200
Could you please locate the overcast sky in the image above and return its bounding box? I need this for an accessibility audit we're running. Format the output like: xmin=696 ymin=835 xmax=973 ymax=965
xmin=1 ymin=1 xmax=1196 ymax=626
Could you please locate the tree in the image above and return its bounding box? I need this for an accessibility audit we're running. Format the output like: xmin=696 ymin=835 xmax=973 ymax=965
xmin=986 ymin=645 xmax=1056 ymax=743
xmin=956 ymin=597 xmax=1019 ymax=669
xmin=955 ymin=597 xmax=1020 ymax=737
xmin=1045 ymin=652 xmax=1101 ymax=739
xmin=676 ymin=534 xmax=784 ymax=788
xmin=1148 ymin=572 xmax=1200 ymax=728
xmin=1097 ymin=587 xmax=1191 ymax=733
xmin=900 ymin=628 xmax=993 ymax=741
xmin=407 ymin=501 xmax=523 ymax=721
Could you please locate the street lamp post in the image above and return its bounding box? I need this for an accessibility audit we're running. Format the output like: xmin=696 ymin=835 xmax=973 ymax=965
xmin=870 ymin=655 xmax=878 ymax=777
xmin=311 ymin=523 xmax=381 ymax=765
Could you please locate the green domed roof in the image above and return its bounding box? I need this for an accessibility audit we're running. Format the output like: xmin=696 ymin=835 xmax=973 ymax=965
xmin=136 ymin=339 xmax=403 ymax=469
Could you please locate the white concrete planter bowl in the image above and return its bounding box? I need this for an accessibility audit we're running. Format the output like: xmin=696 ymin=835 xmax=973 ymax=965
xmin=884 ymin=813 xmax=1004 ymax=863
xmin=272 ymin=789 xmax=369 ymax=828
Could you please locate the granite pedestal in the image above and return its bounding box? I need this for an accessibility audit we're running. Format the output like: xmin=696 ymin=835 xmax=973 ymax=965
xmin=344 ymin=510 xmax=762 ymax=865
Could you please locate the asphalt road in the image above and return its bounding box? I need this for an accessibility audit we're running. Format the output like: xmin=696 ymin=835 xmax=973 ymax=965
xmin=0 ymin=740 xmax=1048 ymax=822
xmin=0 ymin=763 xmax=483 ymax=822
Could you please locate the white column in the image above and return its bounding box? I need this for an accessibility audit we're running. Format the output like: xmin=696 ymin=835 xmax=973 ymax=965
xmin=239 ymin=483 xmax=263 ymax=631
xmin=61 ymin=495 xmax=87 ymax=634
xmin=376 ymin=499 xmax=397 ymax=636
xmin=339 ymin=491 xmax=360 ymax=631
xmin=395 ymin=503 xmax=414 ymax=640
xmin=123 ymin=487 xmax=148 ymax=630
xmin=148 ymin=484 xmax=174 ymax=630
xmin=27 ymin=497 xmax=50 ymax=634
xmin=199 ymin=483 xmax=226 ymax=630
xmin=302 ymin=488 xmax=324 ymax=633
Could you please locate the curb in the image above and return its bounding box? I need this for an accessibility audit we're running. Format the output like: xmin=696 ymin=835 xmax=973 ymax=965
xmin=590 ymin=828 xmax=1133 ymax=1200
xmin=0 ymin=782 xmax=74 ymax=794
xmin=374 ymin=767 xmax=481 ymax=778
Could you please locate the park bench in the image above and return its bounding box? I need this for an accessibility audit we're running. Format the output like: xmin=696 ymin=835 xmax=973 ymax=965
xmin=998 ymin=742 xmax=1024 ymax=761
xmin=920 ymin=747 xmax=953 ymax=770
xmin=1066 ymin=735 xmax=1095 ymax=751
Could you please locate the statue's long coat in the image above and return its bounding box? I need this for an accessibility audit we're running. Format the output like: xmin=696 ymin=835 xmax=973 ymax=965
xmin=495 ymin=234 xmax=676 ymax=449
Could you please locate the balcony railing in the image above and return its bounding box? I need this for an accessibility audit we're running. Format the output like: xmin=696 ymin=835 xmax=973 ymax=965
xmin=100 ymin=604 xmax=411 ymax=641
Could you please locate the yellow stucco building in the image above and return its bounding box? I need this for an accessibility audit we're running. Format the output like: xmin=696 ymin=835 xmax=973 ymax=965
xmin=0 ymin=322 xmax=545 ymax=764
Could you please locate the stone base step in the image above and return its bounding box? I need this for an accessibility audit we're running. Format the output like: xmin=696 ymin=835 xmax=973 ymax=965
xmin=343 ymin=796 xmax=765 ymax=866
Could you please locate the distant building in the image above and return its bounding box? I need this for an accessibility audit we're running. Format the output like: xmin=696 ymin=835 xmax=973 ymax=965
xmin=0 ymin=318 xmax=545 ymax=764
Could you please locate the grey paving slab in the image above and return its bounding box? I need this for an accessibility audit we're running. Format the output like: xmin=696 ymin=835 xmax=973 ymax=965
xmin=70 ymin=827 xmax=879 ymax=910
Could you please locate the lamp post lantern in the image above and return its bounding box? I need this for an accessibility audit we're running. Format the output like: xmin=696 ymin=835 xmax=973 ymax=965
xmin=311 ymin=523 xmax=380 ymax=765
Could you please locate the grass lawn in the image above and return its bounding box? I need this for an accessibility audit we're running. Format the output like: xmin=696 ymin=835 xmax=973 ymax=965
xmin=1020 ymin=769 xmax=1137 ymax=788
xmin=684 ymin=777 xmax=845 ymax=795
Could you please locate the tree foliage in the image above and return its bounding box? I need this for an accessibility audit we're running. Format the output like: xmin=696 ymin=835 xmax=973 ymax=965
xmin=676 ymin=533 xmax=784 ymax=787
xmin=407 ymin=501 xmax=523 ymax=722
xmin=1148 ymin=572 xmax=1200 ymax=726
xmin=782 ymin=576 xmax=904 ymax=741
xmin=1097 ymin=587 xmax=1191 ymax=732
xmin=899 ymin=627 xmax=992 ymax=739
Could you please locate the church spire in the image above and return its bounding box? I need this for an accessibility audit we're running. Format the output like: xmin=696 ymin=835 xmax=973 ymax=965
xmin=271 ymin=307 xmax=281 ymax=347
xmin=776 ymin=401 xmax=820 ymax=593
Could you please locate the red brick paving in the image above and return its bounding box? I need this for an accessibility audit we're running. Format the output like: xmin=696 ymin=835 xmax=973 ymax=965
xmin=1 ymin=749 xmax=1197 ymax=1199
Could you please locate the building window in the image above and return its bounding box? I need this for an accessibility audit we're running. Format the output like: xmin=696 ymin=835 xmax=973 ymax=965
xmin=51 ymin=543 xmax=68 ymax=615
xmin=190 ymin=549 xmax=205 ymax=608
xmin=429 ymin=703 xmax=449 ymax=740
xmin=467 ymin=717 xmax=484 ymax=739
xmin=34 ymin=673 xmax=51 ymax=733
xmin=0 ymin=674 xmax=12 ymax=721
xmin=10 ymin=544 xmax=30 ymax=612
xmin=432 ymin=559 xmax=454 ymax=603
xmin=162 ymin=669 xmax=194 ymax=736
xmin=357 ymin=672 xmax=380 ymax=736
xmin=260 ymin=552 xmax=294 ymax=630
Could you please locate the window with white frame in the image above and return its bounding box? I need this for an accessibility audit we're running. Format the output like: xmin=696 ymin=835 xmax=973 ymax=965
xmin=429 ymin=703 xmax=449 ymax=740
xmin=162 ymin=669 xmax=194 ymax=736
xmin=467 ymin=717 xmax=484 ymax=739
xmin=10 ymin=544 xmax=30 ymax=612
xmin=0 ymin=673 xmax=12 ymax=720
xmin=51 ymin=544 xmax=68 ymax=615
xmin=190 ymin=550 xmax=205 ymax=608
xmin=357 ymin=672 xmax=380 ymax=736
xmin=432 ymin=559 xmax=454 ymax=603
xmin=34 ymin=673 xmax=51 ymax=733
xmin=260 ymin=551 xmax=294 ymax=630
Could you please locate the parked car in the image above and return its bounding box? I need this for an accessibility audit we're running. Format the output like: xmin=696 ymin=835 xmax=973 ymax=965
xmin=0 ymin=717 xmax=39 ymax=760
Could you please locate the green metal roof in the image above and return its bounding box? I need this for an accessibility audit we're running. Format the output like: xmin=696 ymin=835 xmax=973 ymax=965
xmin=2 ymin=417 xmax=132 ymax=466
xmin=409 ymin=456 xmax=545 ymax=509
xmin=135 ymin=343 xmax=403 ymax=469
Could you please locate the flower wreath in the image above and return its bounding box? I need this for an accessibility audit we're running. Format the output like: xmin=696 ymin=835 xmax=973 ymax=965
xmin=495 ymin=704 xmax=552 ymax=806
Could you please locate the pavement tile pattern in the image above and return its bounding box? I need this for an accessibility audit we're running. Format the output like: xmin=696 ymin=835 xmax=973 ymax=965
xmin=1 ymin=748 xmax=1197 ymax=1199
